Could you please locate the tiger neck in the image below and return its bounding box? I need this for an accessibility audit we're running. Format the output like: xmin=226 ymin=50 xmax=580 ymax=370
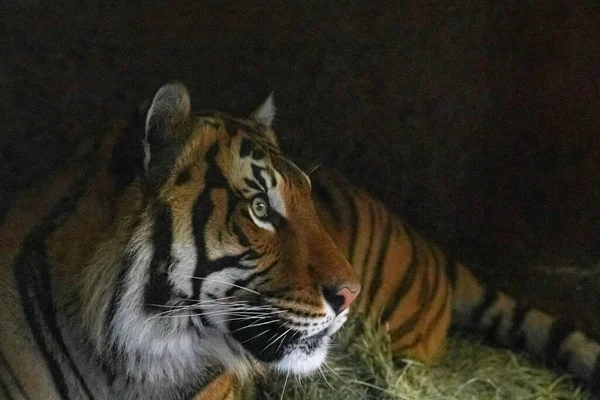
xmin=50 ymin=134 xmax=148 ymax=342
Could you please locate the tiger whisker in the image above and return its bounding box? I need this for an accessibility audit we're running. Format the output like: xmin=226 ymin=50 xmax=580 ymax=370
xmin=241 ymin=329 xmax=271 ymax=344
xmin=170 ymin=274 xmax=260 ymax=295
xmin=147 ymin=301 xmax=281 ymax=321
xmin=260 ymin=328 xmax=291 ymax=354
xmin=148 ymin=296 xmax=243 ymax=308
xmin=219 ymin=311 xmax=286 ymax=323
xmin=305 ymin=158 xmax=326 ymax=176
xmin=147 ymin=309 xmax=276 ymax=322
xmin=275 ymin=328 xmax=293 ymax=353
xmin=147 ymin=303 xmax=257 ymax=319
xmin=323 ymin=360 xmax=341 ymax=379
xmin=280 ymin=371 xmax=290 ymax=400
xmin=232 ymin=318 xmax=278 ymax=333
xmin=318 ymin=366 xmax=337 ymax=392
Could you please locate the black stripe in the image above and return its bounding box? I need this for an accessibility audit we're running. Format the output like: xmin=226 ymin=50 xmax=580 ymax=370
xmin=339 ymin=188 xmax=359 ymax=264
xmin=252 ymin=149 xmax=266 ymax=160
xmin=223 ymin=118 xmax=248 ymax=137
xmin=361 ymin=203 xmax=377 ymax=270
xmin=424 ymin=282 xmax=450 ymax=337
xmin=220 ymin=385 xmax=235 ymax=400
xmin=310 ymin=178 xmax=342 ymax=228
xmin=243 ymin=178 xmax=262 ymax=192
xmin=225 ymin=187 xmax=240 ymax=225
xmin=175 ymin=168 xmax=192 ymax=186
xmin=13 ymin=153 xmax=101 ymax=399
xmin=104 ymin=212 xmax=145 ymax=339
xmin=193 ymin=254 xmax=252 ymax=298
xmin=239 ymin=138 xmax=255 ymax=158
xmin=364 ymin=211 xmax=394 ymax=309
xmin=394 ymin=280 xmax=450 ymax=346
xmin=251 ymin=165 xmax=269 ymax=192
xmin=0 ymin=351 xmax=30 ymax=400
xmin=445 ymin=256 xmax=458 ymax=287
xmin=426 ymin=245 xmax=441 ymax=304
xmin=590 ymin=356 xmax=600 ymax=394
xmin=232 ymin=223 xmax=250 ymax=247
xmin=380 ymin=227 xmax=419 ymax=323
xmin=225 ymin=259 xmax=279 ymax=297
xmin=470 ymin=286 xmax=498 ymax=325
xmin=105 ymin=252 xmax=134 ymax=333
xmin=358 ymin=203 xmax=377 ymax=295
xmin=390 ymin=287 xmax=428 ymax=342
xmin=103 ymin=248 xmax=138 ymax=386
xmin=0 ymin=378 xmax=16 ymax=400
xmin=144 ymin=204 xmax=176 ymax=310
xmin=508 ymin=303 xmax=531 ymax=348
xmin=390 ymin=250 xmax=431 ymax=342
xmin=192 ymin=144 xmax=221 ymax=296
xmin=482 ymin=315 xmax=503 ymax=343
xmin=544 ymin=319 xmax=576 ymax=366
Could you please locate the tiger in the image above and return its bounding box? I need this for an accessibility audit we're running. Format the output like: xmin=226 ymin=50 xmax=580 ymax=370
xmin=0 ymin=81 xmax=599 ymax=400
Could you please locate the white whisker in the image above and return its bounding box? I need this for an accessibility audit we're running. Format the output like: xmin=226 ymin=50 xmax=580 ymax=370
xmin=280 ymin=371 xmax=290 ymax=400
xmin=232 ymin=318 xmax=278 ymax=333
xmin=241 ymin=329 xmax=270 ymax=344
xmin=170 ymin=273 xmax=260 ymax=295
xmin=318 ymin=366 xmax=337 ymax=391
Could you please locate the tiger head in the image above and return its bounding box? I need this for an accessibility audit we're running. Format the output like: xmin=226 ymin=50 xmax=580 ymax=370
xmin=104 ymin=82 xmax=360 ymax=379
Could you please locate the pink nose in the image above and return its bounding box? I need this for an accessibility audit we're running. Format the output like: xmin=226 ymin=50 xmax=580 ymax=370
xmin=324 ymin=284 xmax=361 ymax=314
xmin=336 ymin=286 xmax=359 ymax=313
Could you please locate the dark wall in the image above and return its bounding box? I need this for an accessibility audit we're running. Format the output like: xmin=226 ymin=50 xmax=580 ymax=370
xmin=2 ymin=0 xmax=600 ymax=331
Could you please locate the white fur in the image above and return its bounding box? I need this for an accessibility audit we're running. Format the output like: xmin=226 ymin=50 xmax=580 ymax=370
xmin=169 ymin=241 xmax=198 ymax=297
xmin=251 ymin=93 xmax=276 ymax=127
xmin=145 ymin=82 xmax=191 ymax=134
xmin=274 ymin=339 xmax=330 ymax=376
xmin=143 ymin=82 xmax=191 ymax=172
xmin=110 ymin=213 xmax=208 ymax=385
xmin=267 ymin=169 xmax=287 ymax=217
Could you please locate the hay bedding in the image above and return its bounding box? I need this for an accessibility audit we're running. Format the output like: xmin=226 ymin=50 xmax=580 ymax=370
xmin=261 ymin=317 xmax=589 ymax=400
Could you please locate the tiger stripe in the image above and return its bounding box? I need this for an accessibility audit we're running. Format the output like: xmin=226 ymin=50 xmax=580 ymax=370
xmin=0 ymin=351 xmax=29 ymax=400
xmin=11 ymin=151 xmax=100 ymax=399
xmin=310 ymin=166 xmax=600 ymax=387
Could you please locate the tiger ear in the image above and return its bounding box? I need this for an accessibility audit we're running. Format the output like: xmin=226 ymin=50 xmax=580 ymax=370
xmin=143 ymin=81 xmax=191 ymax=170
xmin=251 ymin=92 xmax=276 ymax=128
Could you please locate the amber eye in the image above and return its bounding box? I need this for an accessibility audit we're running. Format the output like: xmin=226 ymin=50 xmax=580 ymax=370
xmin=251 ymin=195 xmax=269 ymax=219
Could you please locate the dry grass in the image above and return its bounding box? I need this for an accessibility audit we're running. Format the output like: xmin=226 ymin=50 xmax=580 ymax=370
xmin=260 ymin=317 xmax=590 ymax=400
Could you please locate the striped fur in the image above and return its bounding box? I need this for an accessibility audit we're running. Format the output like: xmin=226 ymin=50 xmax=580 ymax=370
xmin=0 ymin=81 xmax=598 ymax=399
xmin=311 ymin=168 xmax=600 ymax=385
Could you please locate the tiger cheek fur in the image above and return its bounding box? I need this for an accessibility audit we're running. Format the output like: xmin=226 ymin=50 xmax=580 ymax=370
xmin=222 ymin=194 xmax=359 ymax=369
xmin=188 ymin=131 xmax=360 ymax=374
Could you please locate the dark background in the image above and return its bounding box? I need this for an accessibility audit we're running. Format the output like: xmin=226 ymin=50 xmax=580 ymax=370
xmin=2 ymin=0 xmax=600 ymax=334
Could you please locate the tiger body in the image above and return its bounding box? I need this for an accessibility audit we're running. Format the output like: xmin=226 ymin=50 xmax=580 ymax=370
xmin=1 ymin=82 xmax=599 ymax=400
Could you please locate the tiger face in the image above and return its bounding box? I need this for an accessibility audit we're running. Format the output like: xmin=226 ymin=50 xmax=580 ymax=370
xmin=137 ymin=82 xmax=360 ymax=377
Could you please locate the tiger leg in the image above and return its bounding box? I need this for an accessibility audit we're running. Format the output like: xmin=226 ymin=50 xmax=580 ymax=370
xmin=312 ymin=170 xmax=600 ymax=387
xmin=191 ymin=371 xmax=253 ymax=400
xmin=311 ymin=172 xmax=455 ymax=364
xmin=450 ymin=261 xmax=600 ymax=387
xmin=360 ymin=224 xmax=454 ymax=365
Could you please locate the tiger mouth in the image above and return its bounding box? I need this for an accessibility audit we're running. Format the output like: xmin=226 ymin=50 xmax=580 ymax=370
xmin=228 ymin=317 xmax=328 ymax=363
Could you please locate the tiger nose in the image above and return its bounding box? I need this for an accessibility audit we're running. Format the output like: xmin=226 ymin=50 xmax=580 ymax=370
xmin=323 ymin=284 xmax=361 ymax=314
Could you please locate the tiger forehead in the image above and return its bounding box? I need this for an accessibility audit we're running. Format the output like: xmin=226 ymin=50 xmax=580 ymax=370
xmin=168 ymin=114 xmax=310 ymax=193
xmin=194 ymin=112 xmax=267 ymax=139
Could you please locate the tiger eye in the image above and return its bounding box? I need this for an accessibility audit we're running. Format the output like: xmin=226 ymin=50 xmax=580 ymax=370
xmin=251 ymin=196 xmax=269 ymax=219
